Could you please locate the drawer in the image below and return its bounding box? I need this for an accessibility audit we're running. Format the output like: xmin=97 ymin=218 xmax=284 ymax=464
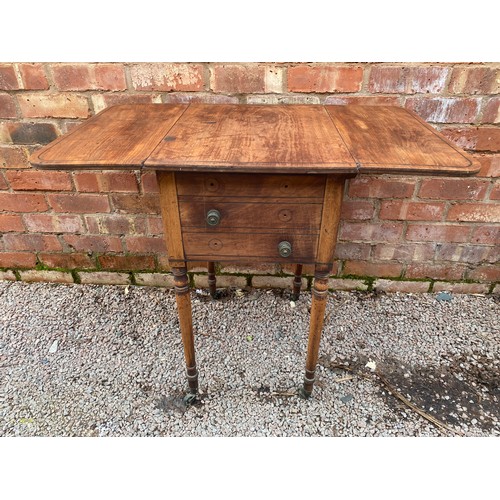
xmin=182 ymin=231 xmax=318 ymax=263
xmin=178 ymin=199 xmax=322 ymax=231
xmin=176 ymin=172 xmax=325 ymax=200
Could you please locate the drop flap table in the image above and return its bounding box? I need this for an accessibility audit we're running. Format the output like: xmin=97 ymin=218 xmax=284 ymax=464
xmin=31 ymin=104 xmax=480 ymax=398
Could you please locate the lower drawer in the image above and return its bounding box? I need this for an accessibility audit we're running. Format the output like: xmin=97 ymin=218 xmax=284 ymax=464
xmin=182 ymin=231 xmax=319 ymax=263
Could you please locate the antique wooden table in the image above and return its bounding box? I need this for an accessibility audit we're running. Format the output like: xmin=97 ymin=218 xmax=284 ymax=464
xmin=31 ymin=104 xmax=480 ymax=398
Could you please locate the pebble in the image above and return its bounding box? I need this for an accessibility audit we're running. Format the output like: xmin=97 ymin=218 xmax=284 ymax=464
xmin=0 ymin=282 xmax=498 ymax=437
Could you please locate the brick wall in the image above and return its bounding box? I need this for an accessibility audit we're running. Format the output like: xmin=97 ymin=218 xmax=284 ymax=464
xmin=0 ymin=62 xmax=499 ymax=293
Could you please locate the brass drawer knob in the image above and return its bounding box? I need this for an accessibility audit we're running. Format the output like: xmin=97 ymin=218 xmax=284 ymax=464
xmin=278 ymin=240 xmax=292 ymax=258
xmin=206 ymin=209 xmax=221 ymax=226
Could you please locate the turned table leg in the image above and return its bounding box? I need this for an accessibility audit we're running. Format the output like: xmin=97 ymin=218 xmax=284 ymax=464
xmin=300 ymin=266 xmax=330 ymax=398
xmin=207 ymin=261 xmax=217 ymax=298
xmin=292 ymin=264 xmax=303 ymax=301
xmin=172 ymin=266 xmax=198 ymax=395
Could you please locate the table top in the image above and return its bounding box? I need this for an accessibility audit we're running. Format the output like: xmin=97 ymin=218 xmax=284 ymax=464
xmin=30 ymin=103 xmax=480 ymax=176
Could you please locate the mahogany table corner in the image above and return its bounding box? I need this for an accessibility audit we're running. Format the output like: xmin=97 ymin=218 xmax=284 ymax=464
xmin=30 ymin=103 xmax=480 ymax=399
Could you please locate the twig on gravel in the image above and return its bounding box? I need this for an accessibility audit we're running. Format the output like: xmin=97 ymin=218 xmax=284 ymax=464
xmin=322 ymin=361 xmax=464 ymax=436
xmin=375 ymin=372 xmax=464 ymax=437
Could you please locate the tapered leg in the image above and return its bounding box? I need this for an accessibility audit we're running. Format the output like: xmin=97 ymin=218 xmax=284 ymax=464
xmin=173 ymin=267 xmax=198 ymax=395
xmin=292 ymin=264 xmax=303 ymax=301
xmin=208 ymin=261 xmax=217 ymax=298
xmin=300 ymin=266 xmax=330 ymax=398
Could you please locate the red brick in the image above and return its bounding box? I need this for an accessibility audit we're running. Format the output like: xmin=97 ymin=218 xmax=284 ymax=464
xmin=0 ymin=146 xmax=30 ymax=168
xmin=0 ymin=172 xmax=7 ymax=190
xmin=18 ymin=94 xmax=89 ymax=119
xmin=211 ymin=64 xmax=265 ymax=93
xmin=348 ymin=176 xmax=416 ymax=198
xmin=433 ymin=282 xmax=490 ymax=294
xmin=373 ymin=243 xmax=436 ymax=261
xmin=0 ymin=252 xmax=36 ymax=268
xmin=146 ymin=216 xmax=164 ymax=235
xmin=92 ymin=93 xmax=160 ymax=113
xmin=130 ymin=63 xmax=204 ymax=91
xmin=18 ymin=63 xmax=49 ymax=90
xmin=340 ymin=200 xmax=375 ymax=220
xmin=343 ymin=260 xmax=403 ymax=278
xmin=140 ymin=172 xmax=159 ymax=193
xmin=467 ymin=265 xmax=500 ymax=282
xmin=474 ymin=155 xmax=500 ymax=177
xmin=471 ymin=225 xmax=500 ymax=245
xmin=98 ymin=254 xmax=155 ymax=271
xmin=368 ymin=66 xmax=406 ymax=93
xmin=339 ymin=222 xmax=403 ymax=242
xmin=405 ymin=262 xmax=466 ymax=281
xmin=406 ymin=224 xmax=471 ymax=242
xmin=73 ymin=171 xmax=138 ymax=193
xmin=6 ymin=170 xmax=72 ymax=191
xmin=23 ymin=214 xmax=84 ymax=233
xmin=324 ymin=95 xmax=401 ymax=106
xmin=38 ymin=252 xmax=95 ymax=269
xmin=94 ymin=64 xmax=127 ymax=91
xmin=85 ymin=214 xmax=147 ymax=235
xmin=162 ymin=92 xmax=239 ymax=104
xmin=334 ymin=242 xmax=371 ymax=260
xmin=440 ymin=127 xmax=479 ymax=150
xmin=3 ymin=233 xmax=62 ymax=251
xmin=0 ymin=65 xmax=19 ymax=90
xmin=288 ymin=65 xmax=363 ymax=93
xmin=419 ymin=178 xmax=489 ymax=200
xmin=51 ymin=64 xmax=91 ymax=90
xmin=0 ymin=94 xmax=17 ymax=118
xmin=490 ymin=183 xmax=500 ymax=200
xmin=110 ymin=194 xmax=160 ymax=214
xmin=448 ymin=66 xmax=499 ymax=95
xmin=436 ymin=244 xmax=491 ymax=264
xmin=4 ymin=122 xmax=59 ymax=145
xmin=0 ymin=193 xmax=48 ymax=212
xmin=156 ymin=255 xmax=171 ymax=271
xmin=48 ymin=194 xmax=110 ymax=213
xmin=447 ymin=203 xmax=500 ymax=223
xmin=407 ymin=66 xmax=450 ymax=94
xmin=476 ymin=127 xmax=500 ymax=152
xmin=379 ymin=200 xmax=446 ymax=221
xmin=0 ymin=214 xmax=24 ymax=232
xmin=51 ymin=64 xmax=124 ymax=91
xmin=440 ymin=126 xmax=500 ymax=152
xmin=63 ymin=235 xmax=122 ymax=253
xmin=124 ymin=236 xmax=167 ymax=253
xmin=405 ymin=97 xmax=480 ymax=124
xmin=482 ymin=97 xmax=500 ymax=124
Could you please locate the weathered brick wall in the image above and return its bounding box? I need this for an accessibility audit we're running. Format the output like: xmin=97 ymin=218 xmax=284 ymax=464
xmin=0 ymin=63 xmax=499 ymax=293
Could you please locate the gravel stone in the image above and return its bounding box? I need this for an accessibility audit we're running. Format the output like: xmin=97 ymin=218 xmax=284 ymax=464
xmin=0 ymin=282 xmax=498 ymax=437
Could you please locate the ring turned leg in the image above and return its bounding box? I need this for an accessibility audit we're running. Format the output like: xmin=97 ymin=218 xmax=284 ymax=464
xmin=292 ymin=264 xmax=303 ymax=301
xmin=208 ymin=261 xmax=217 ymax=298
xmin=300 ymin=266 xmax=330 ymax=399
xmin=173 ymin=267 xmax=198 ymax=395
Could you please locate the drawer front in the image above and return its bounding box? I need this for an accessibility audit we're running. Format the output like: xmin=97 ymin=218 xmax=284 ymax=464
xmin=182 ymin=231 xmax=318 ymax=263
xmin=176 ymin=172 xmax=325 ymax=199
xmin=179 ymin=200 xmax=322 ymax=231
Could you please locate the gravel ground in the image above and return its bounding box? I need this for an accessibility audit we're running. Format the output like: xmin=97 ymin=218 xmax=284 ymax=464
xmin=0 ymin=280 xmax=498 ymax=437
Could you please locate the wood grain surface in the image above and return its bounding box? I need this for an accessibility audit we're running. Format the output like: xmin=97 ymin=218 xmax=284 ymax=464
xmin=179 ymin=200 xmax=322 ymax=231
xmin=145 ymin=104 xmax=357 ymax=172
xmin=175 ymin=172 xmax=326 ymax=198
xmin=325 ymin=105 xmax=480 ymax=175
xmin=30 ymin=104 xmax=188 ymax=168
xmin=182 ymin=231 xmax=319 ymax=263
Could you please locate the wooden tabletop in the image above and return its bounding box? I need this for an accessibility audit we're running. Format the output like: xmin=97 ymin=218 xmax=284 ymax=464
xmin=30 ymin=103 xmax=480 ymax=175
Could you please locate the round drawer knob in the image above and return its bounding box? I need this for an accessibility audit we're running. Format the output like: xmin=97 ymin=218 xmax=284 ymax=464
xmin=278 ymin=240 xmax=292 ymax=258
xmin=206 ymin=209 xmax=221 ymax=226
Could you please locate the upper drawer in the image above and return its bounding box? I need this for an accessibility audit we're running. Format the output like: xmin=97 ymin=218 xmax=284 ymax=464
xmin=176 ymin=172 xmax=326 ymax=199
